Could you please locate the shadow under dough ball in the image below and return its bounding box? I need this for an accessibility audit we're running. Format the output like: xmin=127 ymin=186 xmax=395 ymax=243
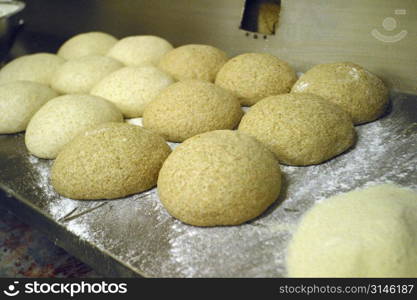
xmin=238 ymin=93 xmax=356 ymax=166
xmin=291 ymin=62 xmax=389 ymax=124
xmin=51 ymin=122 xmax=172 ymax=200
xmin=157 ymin=130 xmax=281 ymax=226
xmin=142 ymin=80 xmax=243 ymax=142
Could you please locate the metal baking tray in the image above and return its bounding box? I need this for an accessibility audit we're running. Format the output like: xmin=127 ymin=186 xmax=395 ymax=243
xmin=0 ymin=91 xmax=416 ymax=277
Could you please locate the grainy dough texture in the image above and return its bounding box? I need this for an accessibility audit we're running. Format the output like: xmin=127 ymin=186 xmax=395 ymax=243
xmin=0 ymin=81 xmax=58 ymax=133
xmin=291 ymin=62 xmax=389 ymax=124
xmin=215 ymin=53 xmax=296 ymax=106
xmin=51 ymin=55 xmax=123 ymax=94
xmin=57 ymin=32 xmax=118 ymax=60
xmin=91 ymin=66 xmax=174 ymax=117
xmin=158 ymin=44 xmax=228 ymax=82
xmin=143 ymin=80 xmax=243 ymax=142
xmin=158 ymin=130 xmax=281 ymax=226
xmin=0 ymin=53 xmax=65 ymax=86
xmin=238 ymin=93 xmax=355 ymax=165
xmin=25 ymin=94 xmax=123 ymax=159
xmin=51 ymin=122 xmax=171 ymax=200
xmin=287 ymin=184 xmax=417 ymax=278
xmin=107 ymin=35 xmax=173 ymax=66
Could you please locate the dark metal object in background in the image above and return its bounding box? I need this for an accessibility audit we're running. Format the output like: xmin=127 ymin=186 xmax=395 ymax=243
xmin=0 ymin=1 xmax=24 ymax=62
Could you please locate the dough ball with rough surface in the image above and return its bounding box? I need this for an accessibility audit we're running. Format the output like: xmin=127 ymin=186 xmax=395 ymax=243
xmin=158 ymin=44 xmax=227 ymax=82
xmin=238 ymin=93 xmax=355 ymax=165
xmin=91 ymin=66 xmax=174 ymax=117
xmin=291 ymin=62 xmax=389 ymax=124
xmin=51 ymin=122 xmax=171 ymax=200
xmin=0 ymin=81 xmax=58 ymax=134
xmin=158 ymin=130 xmax=281 ymax=226
xmin=25 ymin=94 xmax=123 ymax=159
xmin=143 ymin=80 xmax=243 ymax=142
xmin=287 ymin=184 xmax=417 ymax=277
xmin=51 ymin=55 xmax=123 ymax=94
xmin=107 ymin=35 xmax=173 ymax=66
xmin=0 ymin=53 xmax=65 ymax=85
xmin=58 ymin=31 xmax=118 ymax=60
xmin=215 ymin=53 xmax=296 ymax=106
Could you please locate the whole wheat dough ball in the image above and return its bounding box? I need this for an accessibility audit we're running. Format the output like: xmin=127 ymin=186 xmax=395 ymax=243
xmin=215 ymin=53 xmax=296 ymax=106
xmin=287 ymin=184 xmax=417 ymax=277
xmin=91 ymin=66 xmax=174 ymax=117
xmin=57 ymin=31 xmax=118 ymax=60
xmin=0 ymin=53 xmax=65 ymax=85
xmin=158 ymin=44 xmax=228 ymax=82
xmin=158 ymin=130 xmax=281 ymax=226
xmin=51 ymin=55 xmax=123 ymax=94
xmin=0 ymin=81 xmax=58 ymax=134
xmin=143 ymin=80 xmax=243 ymax=142
xmin=25 ymin=94 xmax=123 ymax=159
xmin=238 ymin=93 xmax=355 ymax=165
xmin=291 ymin=62 xmax=389 ymax=124
xmin=51 ymin=122 xmax=171 ymax=200
xmin=107 ymin=35 xmax=173 ymax=66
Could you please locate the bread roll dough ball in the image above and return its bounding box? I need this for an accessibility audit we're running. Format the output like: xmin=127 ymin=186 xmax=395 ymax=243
xmin=91 ymin=66 xmax=174 ymax=117
xmin=287 ymin=184 xmax=417 ymax=277
xmin=25 ymin=94 xmax=123 ymax=159
xmin=0 ymin=81 xmax=58 ymax=134
xmin=51 ymin=122 xmax=171 ymax=200
xmin=0 ymin=53 xmax=65 ymax=85
xmin=158 ymin=130 xmax=281 ymax=226
xmin=215 ymin=53 xmax=296 ymax=106
xmin=51 ymin=55 xmax=123 ymax=94
xmin=238 ymin=93 xmax=355 ymax=165
xmin=143 ymin=80 xmax=243 ymax=142
xmin=291 ymin=62 xmax=389 ymax=124
xmin=57 ymin=31 xmax=118 ymax=60
xmin=107 ymin=35 xmax=173 ymax=66
xmin=158 ymin=44 xmax=228 ymax=82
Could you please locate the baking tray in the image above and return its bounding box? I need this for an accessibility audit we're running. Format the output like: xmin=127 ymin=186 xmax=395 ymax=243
xmin=0 ymin=91 xmax=416 ymax=277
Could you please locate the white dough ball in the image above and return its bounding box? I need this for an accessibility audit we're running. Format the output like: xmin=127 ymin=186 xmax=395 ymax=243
xmin=58 ymin=31 xmax=118 ymax=60
xmin=287 ymin=184 xmax=417 ymax=277
xmin=91 ymin=66 xmax=174 ymax=117
xmin=0 ymin=81 xmax=58 ymax=133
xmin=107 ymin=35 xmax=173 ymax=66
xmin=25 ymin=94 xmax=123 ymax=159
xmin=51 ymin=55 xmax=123 ymax=94
xmin=0 ymin=53 xmax=65 ymax=86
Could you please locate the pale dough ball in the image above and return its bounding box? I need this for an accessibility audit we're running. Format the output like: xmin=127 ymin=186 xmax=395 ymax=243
xmin=158 ymin=44 xmax=228 ymax=82
xmin=51 ymin=122 xmax=171 ymax=200
xmin=0 ymin=81 xmax=58 ymax=134
xmin=25 ymin=94 xmax=123 ymax=159
xmin=57 ymin=31 xmax=118 ymax=60
xmin=91 ymin=66 xmax=174 ymax=118
xmin=51 ymin=55 xmax=123 ymax=94
xmin=215 ymin=53 xmax=297 ymax=106
xmin=0 ymin=53 xmax=65 ymax=85
xmin=143 ymin=80 xmax=243 ymax=142
xmin=158 ymin=130 xmax=281 ymax=226
xmin=287 ymin=184 xmax=417 ymax=277
xmin=238 ymin=93 xmax=355 ymax=165
xmin=291 ymin=62 xmax=389 ymax=124
xmin=107 ymin=35 xmax=173 ymax=66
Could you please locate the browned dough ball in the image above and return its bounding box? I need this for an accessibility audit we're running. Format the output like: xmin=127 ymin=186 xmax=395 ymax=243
xmin=215 ymin=53 xmax=297 ymax=106
xmin=238 ymin=93 xmax=356 ymax=165
xmin=157 ymin=130 xmax=281 ymax=226
xmin=291 ymin=62 xmax=389 ymax=124
xmin=51 ymin=122 xmax=171 ymax=200
xmin=158 ymin=44 xmax=228 ymax=82
xmin=143 ymin=80 xmax=243 ymax=142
